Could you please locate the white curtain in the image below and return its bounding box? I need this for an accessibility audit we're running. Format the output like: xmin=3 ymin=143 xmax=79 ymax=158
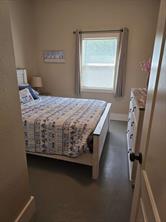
xmin=114 ymin=27 xmax=129 ymax=97
xmin=75 ymin=29 xmax=82 ymax=96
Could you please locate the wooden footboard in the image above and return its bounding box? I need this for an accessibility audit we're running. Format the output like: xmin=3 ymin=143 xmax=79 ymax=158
xmin=92 ymin=103 xmax=111 ymax=179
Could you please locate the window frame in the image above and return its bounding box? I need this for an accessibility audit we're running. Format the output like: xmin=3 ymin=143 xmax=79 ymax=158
xmin=80 ymin=32 xmax=120 ymax=93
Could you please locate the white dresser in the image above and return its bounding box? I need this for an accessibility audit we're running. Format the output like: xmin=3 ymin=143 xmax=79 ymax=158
xmin=127 ymin=88 xmax=147 ymax=184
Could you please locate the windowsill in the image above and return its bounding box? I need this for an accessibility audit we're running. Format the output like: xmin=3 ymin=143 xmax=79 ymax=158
xmin=81 ymin=88 xmax=114 ymax=94
xmin=83 ymin=63 xmax=115 ymax=67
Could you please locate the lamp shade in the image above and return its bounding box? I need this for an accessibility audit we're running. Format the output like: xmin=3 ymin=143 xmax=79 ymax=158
xmin=31 ymin=76 xmax=43 ymax=88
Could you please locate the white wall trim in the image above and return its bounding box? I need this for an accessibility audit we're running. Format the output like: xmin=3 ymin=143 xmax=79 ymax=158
xmin=15 ymin=196 xmax=35 ymax=222
xmin=110 ymin=113 xmax=128 ymax=121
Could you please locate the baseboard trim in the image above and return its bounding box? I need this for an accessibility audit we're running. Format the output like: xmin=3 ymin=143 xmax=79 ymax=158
xmin=15 ymin=196 xmax=35 ymax=222
xmin=110 ymin=113 xmax=128 ymax=121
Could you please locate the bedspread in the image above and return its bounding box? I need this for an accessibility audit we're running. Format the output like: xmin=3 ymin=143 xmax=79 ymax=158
xmin=21 ymin=96 xmax=106 ymax=157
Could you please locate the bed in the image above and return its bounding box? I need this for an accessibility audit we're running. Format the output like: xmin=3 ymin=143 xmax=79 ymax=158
xmin=17 ymin=69 xmax=111 ymax=179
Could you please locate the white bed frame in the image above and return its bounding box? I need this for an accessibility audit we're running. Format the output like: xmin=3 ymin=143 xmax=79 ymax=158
xmin=17 ymin=69 xmax=111 ymax=179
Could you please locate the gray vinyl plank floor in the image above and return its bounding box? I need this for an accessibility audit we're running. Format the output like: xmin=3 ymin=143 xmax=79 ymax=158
xmin=27 ymin=120 xmax=132 ymax=222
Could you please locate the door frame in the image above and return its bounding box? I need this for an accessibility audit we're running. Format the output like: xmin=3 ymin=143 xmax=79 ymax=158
xmin=130 ymin=0 xmax=166 ymax=220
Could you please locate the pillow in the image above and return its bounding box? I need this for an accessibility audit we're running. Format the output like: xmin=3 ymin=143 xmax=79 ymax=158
xmin=32 ymin=88 xmax=39 ymax=97
xmin=18 ymin=83 xmax=29 ymax=90
xmin=19 ymin=88 xmax=34 ymax=104
xmin=19 ymin=84 xmax=39 ymax=99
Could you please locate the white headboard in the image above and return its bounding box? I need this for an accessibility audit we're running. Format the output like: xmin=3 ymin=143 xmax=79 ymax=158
xmin=16 ymin=68 xmax=28 ymax=85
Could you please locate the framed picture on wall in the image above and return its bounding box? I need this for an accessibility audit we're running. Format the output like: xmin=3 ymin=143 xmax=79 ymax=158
xmin=43 ymin=50 xmax=65 ymax=63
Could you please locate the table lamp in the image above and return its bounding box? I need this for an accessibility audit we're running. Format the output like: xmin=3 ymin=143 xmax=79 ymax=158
xmin=31 ymin=76 xmax=43 ymax=93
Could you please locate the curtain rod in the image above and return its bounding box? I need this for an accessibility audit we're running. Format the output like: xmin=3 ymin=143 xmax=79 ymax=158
xmin=73 ymin=29 xmax=123 ymax=34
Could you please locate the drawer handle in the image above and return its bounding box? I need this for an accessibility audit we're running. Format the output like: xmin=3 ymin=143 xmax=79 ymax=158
xmin=132 ymin=106 xmax=136 ymax=112
xmin=131 ymin=121 xmax=134 ymax=127
xmin=130 ymin=134 xmax=133 ymax=139
xmin=128 ymin=148 xmax=132 ymax=153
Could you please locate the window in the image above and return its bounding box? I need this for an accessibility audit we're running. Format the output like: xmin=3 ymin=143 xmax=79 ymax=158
xmin=81 ymin=32 xmax=120 ymax=92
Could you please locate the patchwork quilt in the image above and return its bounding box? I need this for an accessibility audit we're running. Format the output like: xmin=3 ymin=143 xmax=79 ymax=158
xmin=21 ymin=96 xmax=106 ymax=157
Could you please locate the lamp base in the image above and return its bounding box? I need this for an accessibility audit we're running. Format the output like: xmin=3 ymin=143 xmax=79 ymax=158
xmin=33 ymin=87 xmax=42 ymax=94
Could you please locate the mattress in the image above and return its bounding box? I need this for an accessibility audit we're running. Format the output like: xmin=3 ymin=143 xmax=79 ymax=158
xmin=21 ymin=96 xmax=106 ymax=157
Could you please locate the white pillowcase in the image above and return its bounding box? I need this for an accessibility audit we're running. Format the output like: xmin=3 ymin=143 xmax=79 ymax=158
xmin=19 ymin=88 xmax=34 ymax=104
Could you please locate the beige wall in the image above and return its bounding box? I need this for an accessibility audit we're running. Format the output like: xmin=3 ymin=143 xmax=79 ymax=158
xmin=0 ymin=2 xmax=32 ymax=221
xmin=33 ymin=0 xmax=159 ymax=114
xmin=9 ymin=0 xmax=37 ymax=77
xmin=10 ymin=0 xmax=160 ymax=115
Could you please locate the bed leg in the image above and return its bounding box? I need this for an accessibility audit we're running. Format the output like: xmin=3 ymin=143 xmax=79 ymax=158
xmin=92 ymin=162 xmax=99 ymax=179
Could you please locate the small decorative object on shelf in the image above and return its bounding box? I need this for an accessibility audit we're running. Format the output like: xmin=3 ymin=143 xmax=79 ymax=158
xmin=31 ymin=76 xmax=43 ymax=93
xmin=139 ymin=58 xmax=151 ymax=88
